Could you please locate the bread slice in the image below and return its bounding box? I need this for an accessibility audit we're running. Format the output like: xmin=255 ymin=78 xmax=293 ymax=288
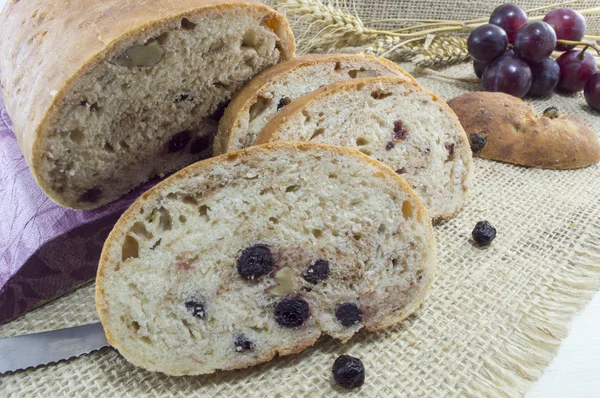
xmin=0 ymin=0 xmax=294 ymax=210
xmin=96 ymin=142 xmax=436 ymax=376
xmin=448 ymin=92 xmax=600 ymax=169
xmin=214 ymin=54 xmax=413 ymax=154
xmin=255 ymin=77 xmax=473 ymax=221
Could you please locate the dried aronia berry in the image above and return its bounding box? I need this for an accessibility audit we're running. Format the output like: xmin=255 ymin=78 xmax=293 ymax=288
xmin=470 ymin=134 xmax=487 ymax=153
xmin=168 ymin=130 xmax=192 ymax=153
xmin=234 ymin=334 xmax=255 ymax=352
xmin=332 ymin=355 xmax=365 ymax=390
xmin=274 ymin=297 xmax=310 ymax=328
xmin=237 ymin=244 xmax=274 ymax=280
xmin=303 ymin=259 xmax=330 ymax=284
xmin=185 ymin=299 xmax=206 ymax=319
xmin=335 ymin=303 xmax=362 ymax=327
xmin=393 ymin=120 xmax=408 ymax=140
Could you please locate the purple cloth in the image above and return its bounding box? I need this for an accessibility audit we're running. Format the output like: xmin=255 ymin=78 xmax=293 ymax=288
xmin=0 ymin=93 xmax=150 ymax=325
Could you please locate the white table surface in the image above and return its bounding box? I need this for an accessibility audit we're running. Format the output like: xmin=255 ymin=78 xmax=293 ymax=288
xmin=0 ymin=1 xmax=598 ymax=396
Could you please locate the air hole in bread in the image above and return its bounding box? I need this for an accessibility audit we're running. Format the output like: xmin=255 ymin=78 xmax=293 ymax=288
xmin=130 ymin=321 xmax=141 ymax=332
xmin=371 ymin=91 xmax=393 ymax=100
xmin=122 ymin=235 xmax=140 ymax=261
xmin=285 ymin=185 xmax=300 ymax=192
xmin=378 ymin=224 xmax=386 ymax=234
xmin=119 ymin=140 xmax=130 ymax=150
xmin=356 ymin=137 xmax=369 ymax=146
xmin=353 ymin=232 xmax=363 ymax=241
xmin=392 ymin=257 xmax=399 ymax=267
xmin=328 ymin=172 xmax=338 ymax=179
xmin=69 ymin=130 xmax=84 ymax=143
xmin=312 ymin=229 xmax=322 ymax=238
xmin=402 ymin=201 xmax=414 ymax=219
xmin=155 ymin=32 xmax=169 ymax=45
xmin=242 ymin=29 xmax=261 ymax=49
xmin=140 ymin=336 xmax=153 ymax=345
xmin=158 ymin=207 xmax=172 ymax=231
xmin=277 ymin=97 xmax=291 ymax=111
xmin=310 ymin=128 xmax=325 ymax=140
xmin=103 ymin=142 xmax=115 ymax=153
xmin=396 ymin=167 xmax=407 ymax=175
xmin=166 ymin=193 xmax=177 ymax=200
xmin=249 ymin=96 xmax=270 ymax=121
xmin=269 ymin=217 xmax=279 ymax=224
xmin=180 ymin=18 xmax=196 ymax=30
xmin=356 ymin=82 xmax=366 ymax=90
xmin=79 ymin=187 xmax=102 ymax=203
xmin=199 ymin=205 xmax=210 ymax=221
xmin=334 ymin=61 xmax=342 ymax=71
xmin=182 ymin=195 xmax=198 ymax=206
xmin=302 ymin=110 xmax=312 ymax=123
xmin=150 ymin=239 xmax=162 ymax=250
xmin=359 ymin=147 xmax=373 ymax=156
xmin=130 ymin=222 xmax=153 ymax=239
xmin=209 ymin=41 xmax=224 ymax=52
xmin=179 ymin=215 xmax=187 ymax=224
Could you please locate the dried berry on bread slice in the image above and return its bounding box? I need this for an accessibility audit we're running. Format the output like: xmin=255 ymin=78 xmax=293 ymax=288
xmin=96 ymin=142 xmax=436 ymax=376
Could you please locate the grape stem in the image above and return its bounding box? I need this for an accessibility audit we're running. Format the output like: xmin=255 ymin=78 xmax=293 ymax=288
xmin=556 ymin=40 xmax=600 ymax=56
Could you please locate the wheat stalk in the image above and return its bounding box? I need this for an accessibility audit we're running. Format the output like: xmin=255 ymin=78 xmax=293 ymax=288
xmin=412 ymin=37 xmax=469 ymax=67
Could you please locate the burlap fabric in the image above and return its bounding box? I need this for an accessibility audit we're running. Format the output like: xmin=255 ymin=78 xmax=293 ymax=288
xmin=1 ymin=1 xmax=600 ymax=397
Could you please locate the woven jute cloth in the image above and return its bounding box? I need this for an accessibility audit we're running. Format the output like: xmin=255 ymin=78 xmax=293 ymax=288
xmin=1 ymin=1 xmax=600 ymax=397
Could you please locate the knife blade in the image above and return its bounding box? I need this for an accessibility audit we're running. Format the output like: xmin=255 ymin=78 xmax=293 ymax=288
xmin=0 ymin=322 xmax=110 ymax=374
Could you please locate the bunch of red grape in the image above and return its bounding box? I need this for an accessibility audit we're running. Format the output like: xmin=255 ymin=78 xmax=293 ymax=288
xmin=467 ymin=4 xmax=600 ymax=112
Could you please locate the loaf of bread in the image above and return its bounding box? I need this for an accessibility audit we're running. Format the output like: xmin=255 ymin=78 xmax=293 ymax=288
xmin=254 ymin=77 xmax=473 ymax=221
xmin=96 ymin=142 xmax=436 ymax=376
xmin=0 ymin=0 xmax=294 ymax=210
xmin=448 ymin=92 xmax=600 ymax=169
xmin=214 ymin=54 xmax=413 ymax=154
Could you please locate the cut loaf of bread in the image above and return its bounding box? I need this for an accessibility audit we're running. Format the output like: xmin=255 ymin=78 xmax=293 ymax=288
xmin=0 ymin=0 xmax=294 ymax=210
xmin=255 ymin=77 xmax=473 ymax=221
xmin=214 ymin=54 xmax=413 ymax=154
xmin=96 ymin=142 xmax=436 ymax=376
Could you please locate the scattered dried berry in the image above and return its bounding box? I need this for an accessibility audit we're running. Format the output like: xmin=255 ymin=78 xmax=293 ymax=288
xmin=393 ymin=120 xmax=408 ymax=140
xmin=237 ymin=244 xmax=274 ymax=280
xmin=303 ymin=259 xmax=330 ymax=284
xmin=185 ymin=299 xmax=206 ymax=319
xmin=335 ymin=303 xmax=362 ymax=327
xmin=470 ymin=134 xmax=487 ymax=153
xmin=277 ymin=97 xmax=291 ymax=111
xmin=234 ymin=334 xmax=255 ymax=352
xmin=445 ymin=142 xmax=456 ymax=157
xmin=168 ymin=130 xmax=192 ymax=153
xmin=472 ymin=221 xmax=497 ymax=246
xmin=543 ymin=106 xmax=560 ymax=119
xmin=190 ymin=135 xmax=211 ymax=154
xmin=385 ymin=141 xmax=395 ymax=151
xmin=79 ymin=187 xmax=102 ymax=203
xmin=274 ymin=297 xmax=310 ymax=328
xmin=332 ymin=355 xmax=365 ymax=390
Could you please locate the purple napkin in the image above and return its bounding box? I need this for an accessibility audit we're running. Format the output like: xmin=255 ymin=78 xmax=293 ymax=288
xmin=0 ymin=93 xmax=151 ymax=325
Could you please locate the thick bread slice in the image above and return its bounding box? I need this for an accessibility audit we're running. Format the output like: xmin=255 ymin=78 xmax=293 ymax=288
xmin=255 ymin=77 xmax=473 ymax=221
xmin=214 ymin=54 xmax=414 ymax=154
xmin=96 ymin=142 xmax=436 ymax=376
xmin=0 ymin=0 xmax=294 ymax=210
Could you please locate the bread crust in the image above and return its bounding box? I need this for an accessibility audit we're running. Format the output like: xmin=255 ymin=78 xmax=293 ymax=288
xmin=214 ymin=54 xmax=414 ymax=154
xmin=254 ymin=76 xmax=473 ymax=222
xmin=0 ymin=0 xmax=294 ymax=207
xmin=448 ymin=92 xmax=600 ymax=169
xmin=95 ymin=141 xmax=436 ymax=375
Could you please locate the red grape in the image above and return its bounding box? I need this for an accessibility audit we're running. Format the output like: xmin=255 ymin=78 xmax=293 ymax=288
xmin=473 ymin=60 xmax=488 ymax=79
xmin=489 ymin=4 xmax=528 ymax=44
xmin=543 ymin=8 xmax=586 ymax=51
xmin=527 ymin=58 xmax=560 ymax=97
xmin=467 ymin=24 xmax=508 ymax=63
xmin=514 ymin=21 xmax=557 ymax=62
xmin=556 ymin=49 xmax=598 ymax=93
xmin=584 ymin=71 xmax=600 ymax=112
xmin=482 ymin=52 xmax=532 ymax=98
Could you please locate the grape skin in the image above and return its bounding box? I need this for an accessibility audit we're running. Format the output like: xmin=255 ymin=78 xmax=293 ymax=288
xmin=482 ymin=53 xmax=532 ymax=98
xmin=527 ymin=58 xmax=560 ymax=97
xmin=556 ymin=50 xmax=598 ymax=93
xmin=514 ymin=21 xmax=557 ymax=62
xmin=473 ymin=60 xmax=488 ymax=79
xmin=543 ymin=8 xmax=586 ymax=51
xmin=489 ymin=4 xmax=528 ymax=44
xmin=467 ymin=24 xmax=508 ymax=63
xmin=584 ymin=72 xmax=600 ymax=112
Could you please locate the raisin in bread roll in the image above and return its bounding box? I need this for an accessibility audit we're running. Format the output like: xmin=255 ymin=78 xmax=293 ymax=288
xmin=214 ymin=54 xmax=414 ymax=154
xmin=0 ymin=0 xmax=294 ymax=210
xmin=255 ymin=77 xmax=473 ymax=221
xmin=96 ymin=142 xmax=436 ymax=376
